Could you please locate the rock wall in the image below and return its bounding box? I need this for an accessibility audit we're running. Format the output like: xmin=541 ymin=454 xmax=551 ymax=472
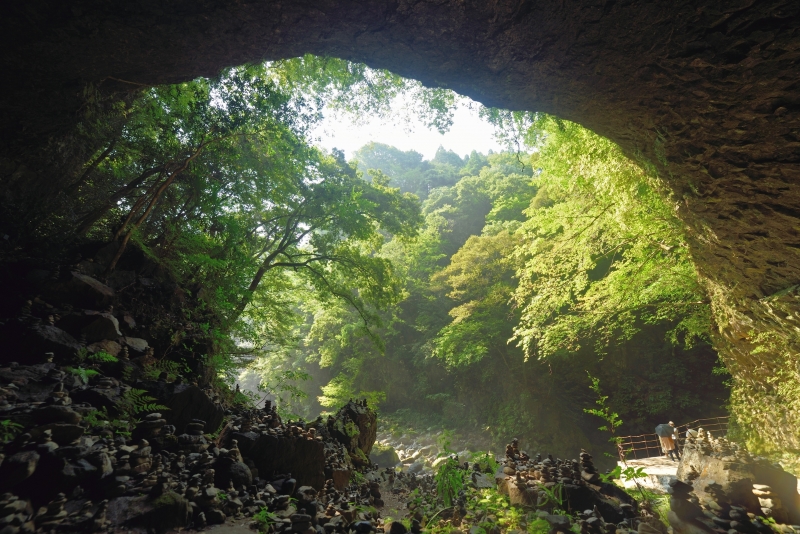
xmin=676 ymin=435 xmax=800 ymax=527
xmin=1 ymin=1 xmax=799 ymax=450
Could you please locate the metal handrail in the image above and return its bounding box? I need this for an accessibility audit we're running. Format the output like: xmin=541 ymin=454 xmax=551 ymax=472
xmin=616 ymin=416 xmax=729 ymax=461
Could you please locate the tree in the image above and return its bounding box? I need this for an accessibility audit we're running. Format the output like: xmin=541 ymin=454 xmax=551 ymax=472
xmin=511 ymin=116 xmax=710 ymax=360
xmin=69 ymin=64 xmax=422 ymax=361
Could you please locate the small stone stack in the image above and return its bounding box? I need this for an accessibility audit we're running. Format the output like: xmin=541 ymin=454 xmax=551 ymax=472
xmin=752 ymin=484 xmax=789 ymax=524
xmin=579 ymin=451 xmax=600 ymax=485
xmin=134 ymin=411 xmax=168 ymax=441
xmin=178 ymin=419 xmax=209 ymax=453
xmin=668 ymin=478 xmax=776 ymax=534
xmin=129 ymin=438 xmax=153 ymax=474
xmin=0 ymin=493 xmax=35 ymax=533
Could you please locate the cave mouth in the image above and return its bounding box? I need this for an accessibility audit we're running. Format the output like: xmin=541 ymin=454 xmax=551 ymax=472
xmin=1 ymin=0 xmax=799 ymax=453
xmin=0 ymin=51 xmax=730 ymax=466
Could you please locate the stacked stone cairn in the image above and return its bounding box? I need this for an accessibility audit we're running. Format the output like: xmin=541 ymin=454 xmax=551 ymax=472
xmin=752 ymin=484 xmax=788 ymax=525
xmin=496 ymin=440 xmax=641 ymax=534
xmin=674 ymin=433 xmax=800 ymax=534
xmin=0 ymin=348 xmax=394 ymax=533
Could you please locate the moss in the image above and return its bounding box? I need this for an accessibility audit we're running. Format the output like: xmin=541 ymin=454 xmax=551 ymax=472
xmin=344 ymin=420 xmax=360 ymax=439
xmin=372 ymin=442 xmax=393 ymax=453
xmin=151 ymin=491 xmax=182 ymax=509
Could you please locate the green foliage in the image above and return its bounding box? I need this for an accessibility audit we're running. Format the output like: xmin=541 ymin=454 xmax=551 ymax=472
xmin=510 ymin=115 xmax=710 ymax=360
xmin=88 ymin=351 xmax=119 ymax=363
xmin=1 ymin=419 xmax=24 ymax=442
xmin=253 ymin=507 xmax=280 ymax=533
xmin=470 ymin=451 xmax=499 ymax=474
xmin=632 ymin=486 xmax=669 ymax=527
xmin=464 ymin=489 xmax=525 ymax=532
xmin=350 ymin=470 xmax=366 ymax=485
xmin=263 ymin=121 xmax=725 ymax=452
xmin=269 ymin=55 xmax=458 ymax=133
xmin=583 ymin=373 xmax=624 ymax=456
xmin=246 ymin=366 xmax=311 ymax=419
xmin=143 ymin=358 xmax=186 ymax=382
xmin=83 ymin=407 xmax=133 ymax=437
xmin=534 ymin=482 xmax=565 ymax=512
xmin=65 ymin=366 xmax=100 ymax=383
xmin=118 ymin=388 xmax=169 ymax=419
xmin=434 ymin=456 xmax=468 ymax=507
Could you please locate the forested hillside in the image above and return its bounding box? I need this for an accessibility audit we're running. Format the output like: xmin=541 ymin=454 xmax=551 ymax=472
xmin=245 ymin=118 xmax=729 ymax=461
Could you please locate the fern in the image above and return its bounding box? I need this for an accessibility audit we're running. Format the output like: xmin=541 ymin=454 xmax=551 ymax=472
xmin=82 ymin=408 xmax=134 ymax=437
xmin=118 ymin=388 xmax=169 ymax=418
xmin=65 ymin=366 xmax=100 ymax=383
xmin=89 ymin=351 xmax=119 ymax=363
xmin=1 ymin=419 xmax=24 ymax=441
xmin=143 ymin=359 xmax=183 ymax=381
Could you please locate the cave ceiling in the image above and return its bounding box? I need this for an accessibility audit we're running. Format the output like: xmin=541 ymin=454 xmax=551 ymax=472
xmin=1 ymin=1 xmax=800 ymax=393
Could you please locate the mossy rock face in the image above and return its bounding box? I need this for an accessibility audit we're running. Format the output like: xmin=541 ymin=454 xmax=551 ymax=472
xmin=349 ymin=447 xmax=370 ymax=467
xmin=369 ymin=443 xmax=400 ymax=467
xmin=328 ymin=400 xmax=378 ymax=459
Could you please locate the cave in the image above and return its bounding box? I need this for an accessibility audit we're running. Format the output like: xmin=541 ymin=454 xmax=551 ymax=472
xmin=1 ymin=1 xmax=799 ymax=451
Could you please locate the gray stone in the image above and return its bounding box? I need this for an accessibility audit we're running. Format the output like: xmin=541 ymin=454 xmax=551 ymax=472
xmin=87 ymin=339 xmax=121 ymax=356
xmin=0 ymin=450 xmax=39 ymax=491
xmin=369 ymin=444 xmax=400 ymax=467
xmin=71 ymin=272 xmax=115 ymax=296
xmin=82 ymin=311 xmax=121 ymax=342
xmin=106 ymin=491 xmax=190 ymax=533
xmin=407 ymin=461 xmax=424 ymax=474
xmin=119 ymin=337 xmax=149 ymax=352
xmin=544 ymin=514 xmax=571 ymax=532
xmin=471 ymin=472 xmax=495 ymax=489
xmin=32 ymin=405 xmax=82 ymax=425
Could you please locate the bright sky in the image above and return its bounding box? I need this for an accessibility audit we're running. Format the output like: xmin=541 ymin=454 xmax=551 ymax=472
xmin=310 ymin=98 xmax=505 ymax=161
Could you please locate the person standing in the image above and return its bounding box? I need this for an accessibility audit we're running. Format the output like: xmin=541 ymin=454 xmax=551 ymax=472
xmin=656 ymin=421 xmax=681 ymax=461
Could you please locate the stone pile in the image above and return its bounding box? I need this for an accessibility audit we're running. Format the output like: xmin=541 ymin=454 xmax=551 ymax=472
xmin=752 ymin=484 xmax=789 ymax=524
xmin=0 ymin=392 xmax=389 ymax=533
xmin=674 ymin=435 xmax=800 ymax=534
xmin=496 ymin=440 xmax=637 ymax=527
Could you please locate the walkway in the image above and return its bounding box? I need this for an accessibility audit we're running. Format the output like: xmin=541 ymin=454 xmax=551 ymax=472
xmin=617 ymin=455 xmax=678 ymax=494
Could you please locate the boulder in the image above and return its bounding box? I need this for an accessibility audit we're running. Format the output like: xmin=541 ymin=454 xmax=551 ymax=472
xmin=106 ymin=270 xmax=136 ymax=290
xmin=44 ymin=272 xmax=115 ymax=308
xmin=668 ymin=511 xmax=714 ymax=534
xmin=138 ymin=381 xmax=224 ymax=435
xmin=119 ymin=337 xmax=149 ymax=352
xmin=543 ymin=514 xmax=571 ymax=533
xmin=213 ymin=457 xmax=253 ymax=489
xmin=677 ymin=444 xmax=800 ymax=524
xmin=81 ymin=311 xmax=121 ymax=342
xmin=106 ymin=491 xmax=190 ymax=534
xmin=471 ymin=472 xmax=495 ymax=489
xmin=87 ymin=339 xmax=121 ymax=356
xmin=32 ymin=405 xmax=83 ymax=425
xmin=328 ymin=400 xmax=377 ymax=457
xmin=0 ymin=322 xmax=82 ymax=364
xmin=407 ymin=461 xmax=424 ymax=474
xmin=248 ymin=433 xmax=326 ymax=490
xmin=0 ymin=450 xmax=39 ymax=491
xmin=369 ymin=443 xmax=400 ymax=467
xmin=387 ymin=521 xmax=408 ymax=534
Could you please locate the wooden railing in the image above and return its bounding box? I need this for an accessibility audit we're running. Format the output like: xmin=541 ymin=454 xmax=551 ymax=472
xmin=616 ymin=416 xmax=730 ymax=461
